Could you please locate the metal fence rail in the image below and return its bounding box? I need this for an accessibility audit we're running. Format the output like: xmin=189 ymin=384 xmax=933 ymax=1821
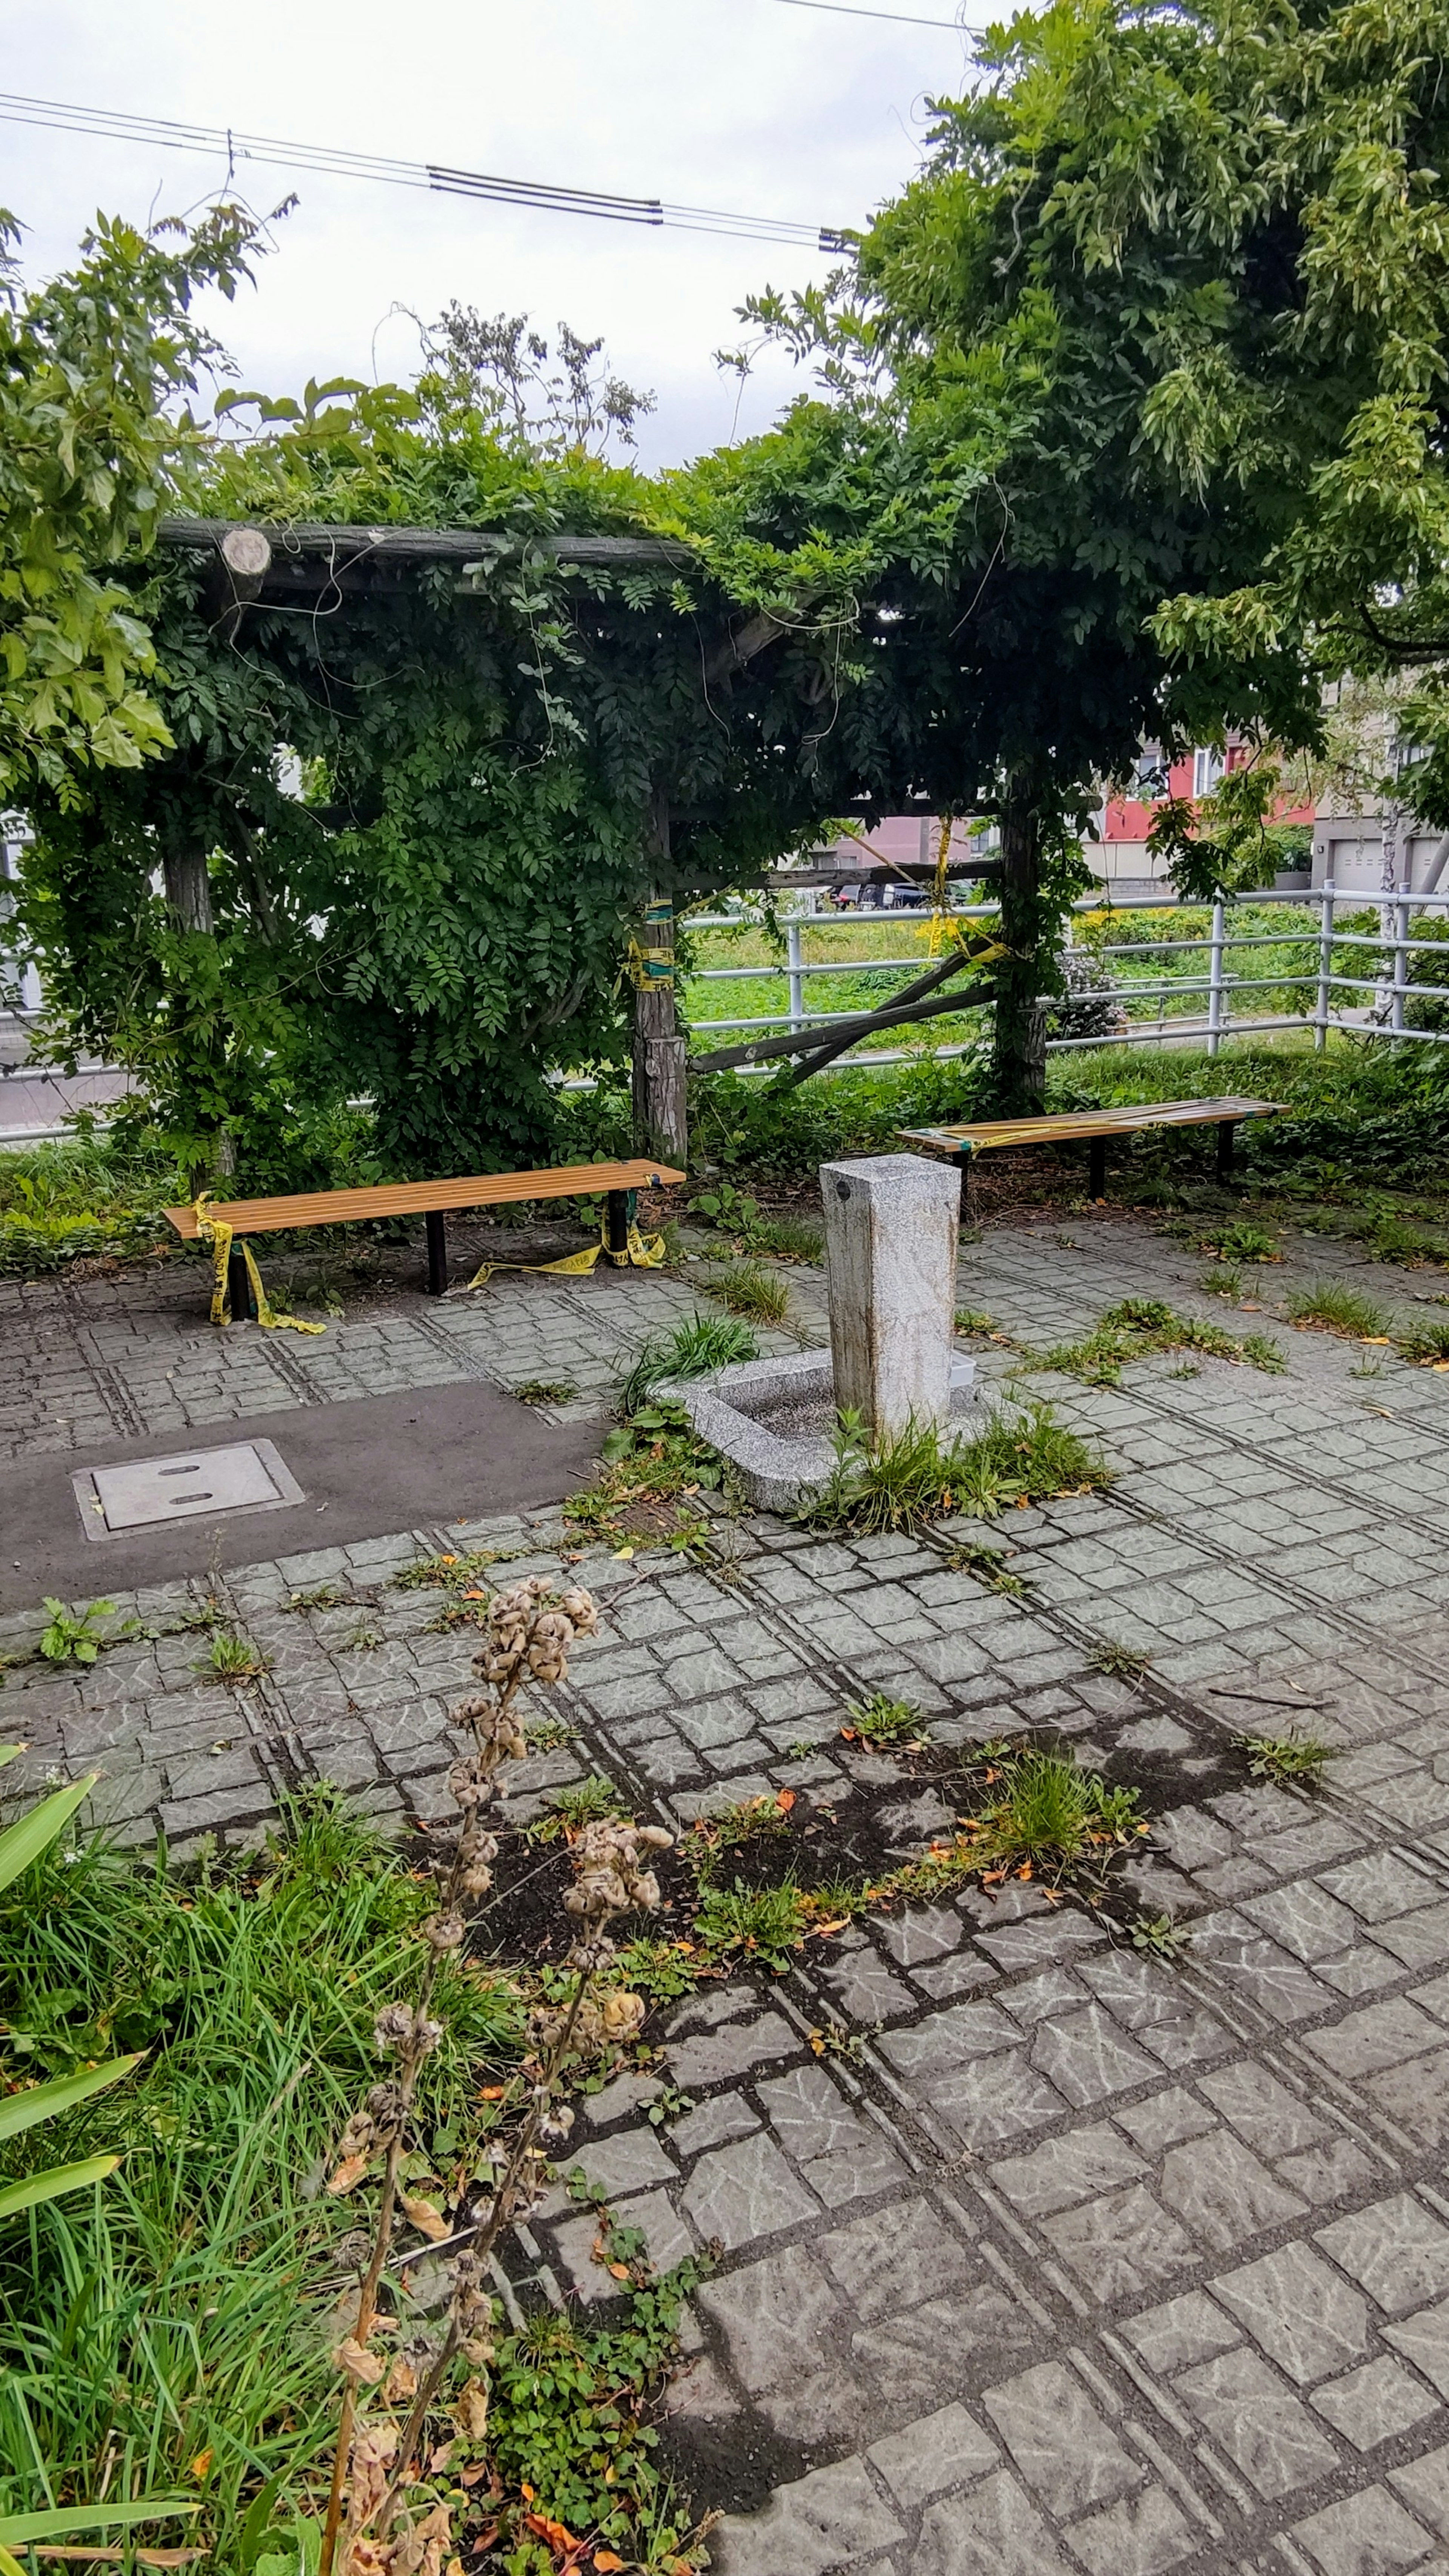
xmin=682 ymin=883 xmax=1449 ymax=1067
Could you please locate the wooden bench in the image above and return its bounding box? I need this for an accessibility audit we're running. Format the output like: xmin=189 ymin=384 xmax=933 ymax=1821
xmin=899 ymin=1096 xmax=1287 ymax=1202
xmin=165 ymin=1158 xmax=686 ymax=1315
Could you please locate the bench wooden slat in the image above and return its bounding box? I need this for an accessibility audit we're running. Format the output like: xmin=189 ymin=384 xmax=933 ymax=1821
xmin=164 ymin=1158 xmax=686 ymax=1240
xmin=899 ymin=1097 xmax=1285 ymax=1158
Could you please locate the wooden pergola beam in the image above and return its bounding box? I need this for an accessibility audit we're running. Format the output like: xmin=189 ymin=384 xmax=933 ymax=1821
xmin=155 ymin=515 xmax=695 ymax=572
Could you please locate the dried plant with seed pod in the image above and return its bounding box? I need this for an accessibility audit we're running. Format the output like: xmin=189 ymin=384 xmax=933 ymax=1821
xmin=316 ymin=1580 xmax=671 ymax=2576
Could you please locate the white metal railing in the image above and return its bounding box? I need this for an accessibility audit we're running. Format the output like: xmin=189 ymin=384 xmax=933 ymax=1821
xmin=681 ymin=882 xmax=1449 ymax=1067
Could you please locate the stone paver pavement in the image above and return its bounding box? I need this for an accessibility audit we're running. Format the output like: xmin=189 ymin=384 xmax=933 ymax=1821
xmin=9 ymin=1212 xmax=1449 ymax=2569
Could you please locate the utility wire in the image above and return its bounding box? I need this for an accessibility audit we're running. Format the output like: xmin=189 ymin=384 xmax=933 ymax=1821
xmin=774 ymin=0 xmax=973 ymax=25
xmin=0 ymin=91 xmax=851 ymax=252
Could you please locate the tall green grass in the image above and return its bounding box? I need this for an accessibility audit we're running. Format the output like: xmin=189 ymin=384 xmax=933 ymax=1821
xmin=0 ymin=1794 xmax=519 ymax=2552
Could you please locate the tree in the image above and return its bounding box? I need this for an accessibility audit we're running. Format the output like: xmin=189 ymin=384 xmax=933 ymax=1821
xmin=0 ymin=203 xmax=257 ymax=805
xmin=734 ymin=0 xmax=1449 ymax=1100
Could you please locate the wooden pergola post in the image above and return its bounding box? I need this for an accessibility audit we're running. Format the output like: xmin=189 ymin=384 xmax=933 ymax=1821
xmin=632 ymin=789 xmax=688 ymax=1167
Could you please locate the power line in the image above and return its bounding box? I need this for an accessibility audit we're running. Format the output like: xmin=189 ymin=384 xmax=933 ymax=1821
xmin=774 ymin=0 xmax=972 ymax=26
xmin=0 ymin=91 xmax=851 ymax=253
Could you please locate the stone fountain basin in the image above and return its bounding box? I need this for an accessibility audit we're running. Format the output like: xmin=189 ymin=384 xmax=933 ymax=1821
xmin=666 ymin=1348 xmax=981 ymax=1514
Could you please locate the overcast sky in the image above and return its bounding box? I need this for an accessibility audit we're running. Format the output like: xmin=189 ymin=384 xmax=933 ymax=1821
xmin=5 ymin=0 xmax=984 ymax=470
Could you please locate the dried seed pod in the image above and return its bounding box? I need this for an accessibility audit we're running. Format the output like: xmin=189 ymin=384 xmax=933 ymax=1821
xmin=557 ymin=1587 xmax=599 ymax=1634
xmin=423 ymin=1909 xmax=466 ymax=1951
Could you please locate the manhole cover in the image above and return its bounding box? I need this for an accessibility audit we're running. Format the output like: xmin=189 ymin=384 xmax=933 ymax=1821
xmin=72 ymin=1439 xmax=305 ymax=1540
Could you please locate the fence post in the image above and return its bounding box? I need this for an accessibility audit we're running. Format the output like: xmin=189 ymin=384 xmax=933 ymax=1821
xmin=1315 ymin=881 xmax=1335 ymax=1052
xmin=786 ymin=917 xmax=805 ymax=1032
xmin=1207 ymin=898 xmax=1226 ymax=1059
xmin=1392 ymin=881 xmax=1411 ymax=1035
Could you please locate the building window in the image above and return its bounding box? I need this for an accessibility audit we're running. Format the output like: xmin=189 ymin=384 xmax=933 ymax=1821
xmin=1193 ymin=747 xmax=1226 ymax=798
xmin=1132 ymin=747 xmax=1171 ymax=801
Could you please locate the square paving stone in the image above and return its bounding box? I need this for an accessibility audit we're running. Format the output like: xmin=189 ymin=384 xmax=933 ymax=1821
xmin=1112 ymin=2085 xmax=1218 ymax=2154
xmin=1027 ymin=2004 xmax=1160 ymax=2107
xmin=1119 ymin=2289 xmax=1242 ymax=2375
xmin=1383 ymin=2298 xmax=1449 ymax=2398
xmin=804 ymin=2135 xmax=909 ymax=2206
xmin=696 ymin=2246 xmax=840 ymax=2391
xmin=930 ymin=2053 xmax=1066 ymax=2150
xmin=980 ymin=2359 xmax=1142 ymax=2519
xmin=1158 ymin=2130 xmax=1308 ymax=2252
xmin=1278 ymin=2137 xmax=1386 ymax=2208
xmin=567 ymin=2127 xmax=676 ymax=2201
xmin=709 ymin=2457 xmax=905 ymax=2576
xmin=1305 ymin=1999 xmax=1446 ymax=2080
xmin=1367 ymin=2046 xmax=1449 ymax=2147
xmin=1322 ymin=1854 xmax=1446 ymax=1924
xmin=679 ymin=2129 xmax=819 ymax=2250
xmin=1195 ymin=2059 xmax=1328 ymax=2156
xmin=1063 ymin=2484 xmax=1198 ymax=2576
xmin=1040 ymin=2184 xmax=1198 ymax=2303
xmin=1242 ymin=1879 xmax=1363 ymax=1964
xmin=1389 ymin=2442 xmax=1449 ymax=2542
xmin=1287 ymin=2484 xmax=1437 ymax=2576
xmin=867 ymin=2401 xmax=999 ymax=2507
xmin=1310 ymin=2355 xmax=1443 ymax=2449
xmin=1317 ymin=2194 xmax=1449 ymax=2317
xmin=817 ymin=2194 xmax=977 ymax=2321
xmin=666 ymin=2010 xmax=800 ymax=2091
xmin=1211 ymin=2242 xmax=1371 ymax=2384
xmin=756 ymin=2062 xmax=880 ymax=2164
xmin=1171 ymin=2345 xmax=1339 ymax=2498
xmin=915 ymin=2468 xmax=1073 ymax=2576
xmin=990 ymin=2122 xmax=1146 ymax=2219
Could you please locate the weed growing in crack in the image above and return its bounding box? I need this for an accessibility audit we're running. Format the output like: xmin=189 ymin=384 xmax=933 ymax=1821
xmin=38 ymin=1596 xmax=122 ymax=1665
xmin=1131 ymin=1911 xmax=1191 ymax=1958
xmin=1397 ymin=1316 xmax=1449 ymax=1364
xmin=1286 ymin=1280 xmax=1391 ymax=1339
xmin=618 ymin=1311 xmax=758 ymax=1415
xmin=1199 ymin=1263 xmax=1243 ymax=1300
xmin=946 ymin=1543 xmax=1026 ymax=1595
xmin=1037 ymin=1297 xmax=1283 ymax=1386
xmin=1233 ymin=1730 xmax=1334 ymax=1785
xmin=694 ymin=1879 xmax=807 ymax=1971
xmin=643 ymin=2078 xmax=698 ymax=2128
xmin=571 ymin=1399 xmax=723 ymax=1547
xmin=954 ymin=1307 xmax=996 ymax=1336
xmin=1205 ymin=1220 xmax=1280 ymax=1262
xmin=208 ymin=1630 xmax=269 ymax=1682
xmin=685 ymin=1794 xmax=795 ymax=1887
xmin=800 ymin=1402 xmax=1108 ymax=1536
xmin=841 ymin=1692 xmax=929 ymax=1751
xmin=527 ymin=1775 xmax=628 ymax=1844
xmin=700 ymin=1258 xmax=789 ymax=1325
xmin=394 ymin=1546 xmax=523 ymax=1592
xmin=513 ymin=1378 xmax=577 ymax=1406
xmin=962 ymin=1748 xmax=1143 ymax=1869
xmin=526 ymin=1713 xmax=579 ymax=1752
xmin=1090 ymin=1641 xmax=1154 ymax=1683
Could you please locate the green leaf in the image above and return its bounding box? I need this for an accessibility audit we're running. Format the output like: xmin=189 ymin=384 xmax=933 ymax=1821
xmin=0 ymin=2152 xmax=122 ymax=2220
xmin=0 ymin=2051 xmax=142 ymax=2141
xmin=0 ymin=2502 xmax=199 ymax=2546
xmin=0 ymin=1773 xmax=98 ymax=1894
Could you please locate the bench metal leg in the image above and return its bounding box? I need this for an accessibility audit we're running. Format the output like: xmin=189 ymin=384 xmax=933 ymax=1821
xmin=425 ymin=1210 xmax=448 ymax=1295
xmin=1088 ymin=1138 xmax=1108 ymax=1201
xmin=227 ymin=1242 xmax=254 ymax=1321
xmin=605 ymin=1189 xmax=629 ymax=1264
xmin=1216 ymin=1120 xmax=1236 ymax=1185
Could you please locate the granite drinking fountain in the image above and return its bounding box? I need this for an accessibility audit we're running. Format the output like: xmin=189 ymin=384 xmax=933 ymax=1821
xmin=671 ymin=1152 xmax=980 ymax=1512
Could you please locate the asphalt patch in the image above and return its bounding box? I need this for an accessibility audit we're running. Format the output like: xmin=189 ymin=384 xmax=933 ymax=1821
xmin=0 ymin=1379 xmax=605 ymax=1610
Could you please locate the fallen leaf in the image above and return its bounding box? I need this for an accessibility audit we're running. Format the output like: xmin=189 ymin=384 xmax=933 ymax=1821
xmin=332 ymin=2337 xmax=386 ymax=2383
xmin=523 ymin=2512 xmax=583 ymax=2556
xmin=478 ymin=2084 xmax=507 ymax=2101
xmin=384 ymin=2356 xmax=418 ymax=2403
xmin=520 ymin=2484 xmax=535 ymax=2504
xmin=461 ymin=1589 xmax=487 ymax=1600
xmin=402 ymin=2193 xmax=450 ymax=2242
xmin=440 ymin=1555 xmax=457 ymax=1564
xmin=776 ymin=1789 xmax=796 ymax=1812
xmin=1016 ymin=1862 xmax=1033 ymax=1881
xmin=327 ymin=2153 xmax=369 ymax=2196
xmin=429 ymin=2442 xmax=456 ymax=2474
xmin=594 ymin=2556 xmax=626 ymax=2572
xmin=189 ymin=2449 xmax=212 ymax=2481
xmin=613 ymin=1546 xmax=635 ymax=1561
xmin=809 ymin=1917 xmax=849 ymax=1938
xmin=1361 ymin=1335 xmax=1392 ymax=1346
xmin=607 ymin=2261 xmax=631 ymax=2281
xmin=839 ymin=1727 xmax=857 ymax=1742
xmin=458 ymin=2465 xmax=489 ymax=2489
xmin=454 ymin=2379 xmax=490 ymax=2441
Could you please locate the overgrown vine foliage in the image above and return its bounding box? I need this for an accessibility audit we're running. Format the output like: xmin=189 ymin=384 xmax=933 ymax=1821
xmin=14 ymin=0 xmax=1449 ymax=1155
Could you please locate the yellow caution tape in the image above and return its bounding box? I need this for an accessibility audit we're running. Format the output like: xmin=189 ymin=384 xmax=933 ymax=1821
xmin=451 ymin=1214 xmax=667 ymax=1294
xmin=193 ymin=1194 xmax=327 ymax=1334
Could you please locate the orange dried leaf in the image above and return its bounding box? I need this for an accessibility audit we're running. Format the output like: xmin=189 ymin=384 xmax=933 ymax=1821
xmin=402 ymin=2193 xmax=449 ymax=2242
xmin=523 ymin=2511 xmax=583 ymax=2554
xmin=776 ymin=1790 xmax=796 ymax=1812
xmin=594 ymin=2556 xmax=627 ymax=2572
xmin=327 ymin=2153 xmax=369 ymax=2196
xmin=189 ymin=2450 xmax=213 ymax=2481
xmin=607 ymin=2261 xmax=631 ymax=2281
xmin=478 ymin=2084 xmax=507 ymax=2100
